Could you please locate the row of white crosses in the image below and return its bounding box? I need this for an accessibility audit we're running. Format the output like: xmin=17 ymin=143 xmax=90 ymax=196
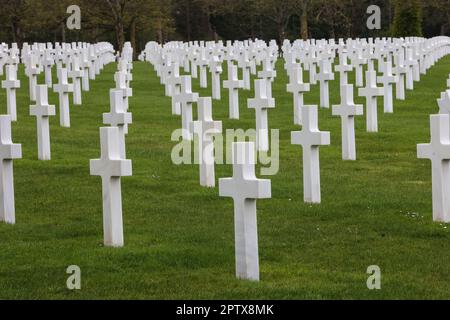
xmin=145 ymin=39 xmax=278 ymax=122
xmin=219 ymin=142 xmax=271 ymax=281
xmin=284 ymin=37 xmax=450 ymax=163
xmin=90 ymin=44 xmax=134 ymax=247
xmin=0 ymin=115 xmax=22 ymax=224
xmin=53 ymin=68 xmax=74 ymax=127
xmin=192 ymin=97 xmax=222 ymax=187
xmin=154 ymin=41 xmax=279 ymax=156
xmin=13 ymin=42 xmax=115 ymax=132
xmin=282 ymin=43 xmax=362 ymax=204
xmin=152 ymin=36 xmax=449 ymax=189
xmin=2 ymin=64 xmax=21 ymax=121
xmin=283 ymin=43 xmax=333 ymax=199
xmin=248 ymin=79 xmax=275 ymax=152
xmin=285 ymin=37 xmax=450 ymax=217
xmin=21 ymin=41 xmax=115 ymax=101
xmin=142 ymin=36 xmax=450 ymax=282
xmin=223 ymin=63 xmax=243 ymax=119
xmin=26 ymin=43 xmax=116 ymax=159
xmin=144 ymin=40 xmax=278 ymax=282
xmin=417 ymin=43 xmax=450 ymax=223
xmin=30 ymin=85 xmax=56 ymax=160
xmin=0 ymin=42 xmax=117 ymax=227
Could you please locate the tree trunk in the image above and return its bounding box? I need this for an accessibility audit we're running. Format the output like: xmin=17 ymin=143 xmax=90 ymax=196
xmin=116 ymin=18 xmax=125 ymax=52
xmin=447 ymin=12 xmax=450 ymax=36
xmin=10 ymin=2 xmax=23 ymax=46
xmin=349 ymin=0 xmax=355 ymax=38
xmin=186 ymin=0 xmax=191 ymax=42
xmin=250 ymin=15 xmax=256 ymax=41
xmin=250 ymin=15 xmax=255 ymax=40
xmin=10 ymin=19 xmax=22 ymax=46
xmin=61 ymin=21 xmax=66 ymax=43
xmin=259 ymin=15 xmax=263 ymax=39
xmin=11 ymin=22 xmax=16 ymax=43
xmin=157 ymin=19 xmax=163 ymax=44
xmin=130 ymin=18 xmax=137 ymax=60
xmin=440 ymin=23 xmax=447 ymax=36
xmin=94 ymin=26 xmax=99 ymax=43
xmin=300 ymin=6 xmax=308 ymax=40
xmin=278 ymin=23 xmax=285 ymax=44
xmin=205 ymin=6 xmax=214 ymax=40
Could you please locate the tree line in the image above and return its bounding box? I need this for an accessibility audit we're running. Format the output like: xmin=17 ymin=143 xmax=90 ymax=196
xmin=0 ymin=0 xmax=446 ymax=54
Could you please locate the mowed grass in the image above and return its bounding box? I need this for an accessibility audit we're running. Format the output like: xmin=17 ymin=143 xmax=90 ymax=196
xmin=0 ymin=54 xmax=450 ymax=300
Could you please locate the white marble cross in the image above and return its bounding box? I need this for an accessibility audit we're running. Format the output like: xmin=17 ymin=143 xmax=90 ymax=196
xmin=30 ymin=85 xmax=56 ymax=160
xmin=351 ymin=48 xmax=367 ymax=87
xmin=164 ymin=62 xmax=178 ymax=97
xmin=0 ymin=53 xmax=6 ymax=76
xmin=335 ymin=53 xmax=353 ymax=86
xmin=358 ymin=68 xmax=384 ymax=132
xmin=103 ymin=89 xmax=132 ymax=159
xmin=168 ymin=72 xmax=182 ymax=116
xmin=114 ymin=70 xmax=132 ymax=137
xmin=1 ymin=65 xmax=21 ymax=121
xmin=81 ymin=50 xmax=91 ymax=91
xmin=53 ymin=68 xmax=74 ymax=127
xmin=210 ymin=56 xmax=223 ymax=100
xmin=365 ymin=48 xmax=378 ymax=72
xmin=404 ymin=48 xmax=417 ymax=90
xmin=394 ymin=51 xmax=407 ymax=101
xmin=307 ymin=54 xmax=318 ymax=85
xmin=189 ymin=50 xmax=199 ymax=79
xmin=164 ymin=61 xmax=179 ymax=93
xmin=0 ymin=115 xmax=22 ymax=225
xmin=198 ymin=50 xmax=209 ymax=88
xmin=119 ymin=57 xmax=133 ymax=87
xmin=42 ymin=51 xmax=54 ymax=88
xmin=411 ymin=47 xmax=421 ymax=82
xmin=332 ymin=85 xmax=363 ymax=160
xmin=89 ymin=46 xmax=97 ymax=80
xmin=284 ymin=51 xmax=296 ymax=77
xmin=173 ymin=76 xmax=199 ymax=140
xmin=219 ymin=142 xmax=271 ymax=281
xmin=316 ymin=59 xmax=334 ymax=109
xmin=248 ymin=79 xmax=275 ymax=152
xmin=223 ymin=63 xmax=244 ymax=119
xmin=377 ymin=59 xmax=398 ymax=114
xmin=258 ymin=58 xmax=277 ymax=99
xmin=0 ymin=56 xmax=4 ymax=77
xmin=291 ymin=105 xmax=330 ymax=203
xmin=6 ymin=50 xmax=20 ymax=76
xmin=90 ymin=127 xmax=132 ymax=247
xmin=286 ymin=64 xmax=310 ymax=125
xmin=68 ymin=56 xmax=84 ymax=105
xmin=191 ymin=97 xmax=222 ymax=187
xmin=438 ymin=91 xmax=450 ymax=121
xmin=417 ymin=114 xmax=450 ymax=222
xmin=238 ymin=51 xmax=252 ymax=90
xmin=27 ymin=55 xmax=40 ymax=102
xmin=114 ymin=71 xmax=133 ymax=111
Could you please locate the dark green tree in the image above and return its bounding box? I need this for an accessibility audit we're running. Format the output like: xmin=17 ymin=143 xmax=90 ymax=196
xmin=392 ymin=0 xmax=423 ymax=37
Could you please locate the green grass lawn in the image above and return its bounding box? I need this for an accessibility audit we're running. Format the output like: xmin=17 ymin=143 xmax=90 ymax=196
xmin=0 ymin=55 xmax=450 ymax=300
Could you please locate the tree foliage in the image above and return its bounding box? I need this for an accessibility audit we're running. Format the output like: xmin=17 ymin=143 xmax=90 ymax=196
xmin=392 ymin=0 xmax=423 ymax=37
xmin=0 ymin=0 xmax=445 ymax=52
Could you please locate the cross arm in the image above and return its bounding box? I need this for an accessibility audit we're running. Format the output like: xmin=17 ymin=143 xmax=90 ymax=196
xmin=90 ymin=159 xmax=132 ymax=178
